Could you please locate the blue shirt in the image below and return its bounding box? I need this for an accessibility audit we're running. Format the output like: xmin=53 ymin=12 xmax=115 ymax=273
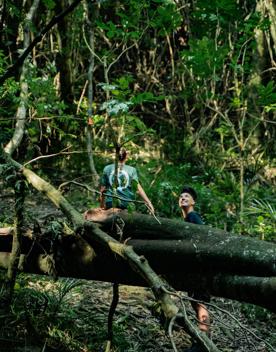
xmin=100 ymin=163 xmax=139 ymax=208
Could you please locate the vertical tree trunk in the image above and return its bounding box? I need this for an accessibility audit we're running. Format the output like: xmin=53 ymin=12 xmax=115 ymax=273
xmin=84 ymin=1 xmax=99 ymax=188
xmin=0 ymin=0 xmax=22 ymax=65
xmin=4 ymin=0 xmax=41 ymax=156
xmin=55 ymin=0 xmax=74 ymax=105
xmin=264 ymin=0 xmax=276 ymax=60
xmin=1 ymin=0 xmax=40 ymax=309
xmin=6 ymin=176 xmax=25 ymax=298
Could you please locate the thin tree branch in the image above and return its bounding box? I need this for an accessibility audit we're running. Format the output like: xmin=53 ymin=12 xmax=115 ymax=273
xmin=0 ymin=0 xmax=87 ymax=85
xmin=23 ymin=148 xmax=88 ymax=166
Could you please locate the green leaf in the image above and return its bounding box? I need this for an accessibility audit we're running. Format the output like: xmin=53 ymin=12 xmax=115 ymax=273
xmin=131 ymin=92 xmax=165 ymax=104
xmin=100 ymin=99 xmax=133 ymax=116
xmin=42 ymin=0 xmax=56 ymax=10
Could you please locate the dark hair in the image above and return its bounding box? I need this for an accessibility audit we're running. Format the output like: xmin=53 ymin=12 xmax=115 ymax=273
xmin=180 ymin=186 xmax=197 ymax=201
xmin=118 ymin=148 xmax=127 ymax=162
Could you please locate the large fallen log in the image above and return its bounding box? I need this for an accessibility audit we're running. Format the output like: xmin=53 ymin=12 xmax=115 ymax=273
xmin=84 ymin=209 xmax=276 ymax=277
xmin=1 ymin=214 xmax=276 ymax=313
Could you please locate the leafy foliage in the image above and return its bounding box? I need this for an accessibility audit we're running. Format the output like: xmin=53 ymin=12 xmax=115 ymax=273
xmin=257 ymin=81 xmax=276 ymax=111
xmin=181 ymin=37 xmax=228 ymax=77
xmin=245 ymin=199 xmax=276 ymax=240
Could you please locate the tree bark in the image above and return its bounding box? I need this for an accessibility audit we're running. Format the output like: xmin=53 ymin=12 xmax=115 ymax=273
xmin=55 ymin=0 xmax=74 ymax=104
xmin=85 ymin=209 xmax=276 ymax=277
xmin=6 ymin=177 xmax=25 ymax=292
xmin=1 ymin=208 xmax=276 ymax=313
xmin=83 ymin=0 xmax=100 ymax=187
xmin=4 ymin=0 xmax=40 ymax=156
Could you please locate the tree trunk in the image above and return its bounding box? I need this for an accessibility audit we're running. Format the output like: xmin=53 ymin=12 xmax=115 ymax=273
xmin=83 ymin=0 xmax=99 ymax=187
xmin=55 ymin=0 xmax=74 ymax=104
xmin=1 ymin=208 xmax=276 ymax=313
xmin=85 ymin=209 xmax=276 ymax=276
xmin=4 ymin=0 xmax=41 ymax=156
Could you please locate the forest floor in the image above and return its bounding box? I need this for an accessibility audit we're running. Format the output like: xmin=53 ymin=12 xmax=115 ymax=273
xmin=0 ymin=187 xmax=276 ymax=352
xmin=1 ymin=276 xmax=274 ymax=352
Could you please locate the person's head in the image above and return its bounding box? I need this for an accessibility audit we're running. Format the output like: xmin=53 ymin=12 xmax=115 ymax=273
xmin=178 ymin=186 xmax=197 ymax=212
xmin=118 ymin=148 xmax=127 ymax=162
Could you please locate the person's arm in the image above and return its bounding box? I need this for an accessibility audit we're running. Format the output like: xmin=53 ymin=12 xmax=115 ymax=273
xmin=99 ymin=185 xmax=106 ymax=209
xmin=137 ymin=183 xmax=155 ymax=214
xmin=99 ymin=167 xmax=107 ymax=209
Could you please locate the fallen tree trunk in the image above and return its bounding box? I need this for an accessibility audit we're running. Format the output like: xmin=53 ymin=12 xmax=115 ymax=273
xmin=1 ymin=223 xmax=276 ymax=313
xmin=84 ymin=209 xmax=276 ymax=276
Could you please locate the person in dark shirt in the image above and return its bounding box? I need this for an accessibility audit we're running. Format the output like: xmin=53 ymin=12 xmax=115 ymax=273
xmin=179 ymin=186 xmax=203 ymax=225
xmin=179 ymin=186 xmax=210 ymax=352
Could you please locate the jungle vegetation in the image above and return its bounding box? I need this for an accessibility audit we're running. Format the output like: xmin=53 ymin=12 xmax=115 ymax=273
xmin=0 ymin=0 xmax=275 ymax=351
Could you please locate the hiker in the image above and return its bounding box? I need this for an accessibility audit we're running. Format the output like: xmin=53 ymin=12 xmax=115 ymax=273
xmin=99 ymin=149 xmax=154 ymax=214
xmin=179 ymin=186 xmax=210 ymax=351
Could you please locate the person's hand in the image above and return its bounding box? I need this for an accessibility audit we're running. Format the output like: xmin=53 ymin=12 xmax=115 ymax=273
xmin=99 ymin=191 xmax=106 ymax=209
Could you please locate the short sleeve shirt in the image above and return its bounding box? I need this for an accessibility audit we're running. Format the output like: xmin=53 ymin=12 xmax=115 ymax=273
xmin=185 ymin=211 xmax=204 ymax=225
xmin=100 ymin=163 xmax=139 ymax=207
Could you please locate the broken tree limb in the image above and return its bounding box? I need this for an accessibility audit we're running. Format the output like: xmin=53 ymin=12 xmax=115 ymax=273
xmin=167 ymin=289 xmax=220 ymax=352
xmin=3 ymin=155 xmax=179 ymax=320
xmin=81 ymin=220 xmax=178 ymax=318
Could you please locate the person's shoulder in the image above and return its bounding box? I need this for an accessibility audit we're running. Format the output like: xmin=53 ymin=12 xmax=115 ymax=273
xmin=186 ymin=211 xmax=204 ymax=225
xmin=124 ymin=164 xmax=137 ymax=172
xmin=103 ymin=164 xmax=114 ymax=172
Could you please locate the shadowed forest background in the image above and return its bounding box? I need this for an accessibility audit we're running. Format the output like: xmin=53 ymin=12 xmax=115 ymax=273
xmin=0 ymin=0 xmax=275 ymax=351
